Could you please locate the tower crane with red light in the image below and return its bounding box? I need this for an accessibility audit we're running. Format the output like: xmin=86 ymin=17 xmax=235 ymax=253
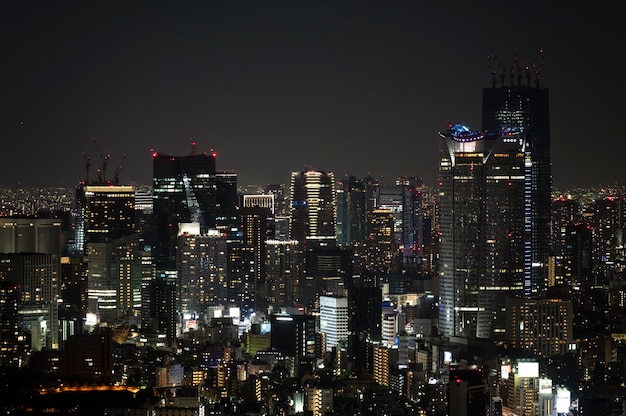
xmin=92 ymin=137 xmax=111 ymax=184
xmin=77 ymin=142 xmax=92 ymax=185
xmin=113 ymin=154 xmax=127 ymax=185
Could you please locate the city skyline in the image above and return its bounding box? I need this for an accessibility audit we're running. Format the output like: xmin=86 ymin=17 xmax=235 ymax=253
xmin=2 ymin=1 xmax=624 ymax=189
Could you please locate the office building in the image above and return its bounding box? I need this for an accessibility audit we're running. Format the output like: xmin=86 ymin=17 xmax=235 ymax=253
xmin=177 ymin=226 xmax=228 ymax=319
xmin=319 ymin=295 xmax=349 ymax=352
xmin=0 ymin=253 xmax=60 ymax=350
xmin=151 ymin=149 xmax=238 ymax=343
xmin=152 ymin=151 xmax=217 ymax=275
xmin=74 ymin=185 xmax=135 ymax=252
xmin=264 ymin=239 xmax=299 ymax=308
xmin=270 ymin=312 xmax=316 ymax=358
xmin=0 ymin=280 xmax=20 ymax=366
xmin=482 ymin=55 xmax=552 ymax=297
xmin=228 ymin=206 xmax=270 ymax=314
xmin=506 ymin=297 xmax=573 ymax=357
xmin=289 ymin=169 xmax=337 ymax=247
xmin=377 ymin=176 xmax=424 ymax=268
xmin=347 ymin=285 xmax=382 ymax=377
xmin=336 ymin=176 xmax=367 ymax=246
xmin=438 ymin=123 xmax=528 ymax=339
xmin=0 ymin=217 xmax=62 ymax=256
xmin=299 ymin=246 xmax=352 ymax=308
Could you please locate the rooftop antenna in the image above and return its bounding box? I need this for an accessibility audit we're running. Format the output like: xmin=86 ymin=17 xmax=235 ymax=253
xmin=190 ymin=139 xmax=197 ymax=156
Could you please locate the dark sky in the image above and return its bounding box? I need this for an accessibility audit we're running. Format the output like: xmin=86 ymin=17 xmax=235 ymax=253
xmin=2 ymin=1 xmax=624 ymax=189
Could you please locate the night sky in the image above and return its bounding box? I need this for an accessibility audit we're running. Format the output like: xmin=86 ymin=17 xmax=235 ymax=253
xmin=2 ymin=1 xmax=624 ymax=189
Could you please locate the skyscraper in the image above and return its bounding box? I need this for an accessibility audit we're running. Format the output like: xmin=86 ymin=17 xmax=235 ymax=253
xmin=482 ymin=52 xmax=551 ymax=297
xmin=336 ymin=176 xmax=367 ymax=246
xmin=289 ymin=169 xmax=337 ymax=247
xmin=151 ymin=151 xmax=217 ymax=275
xmin=438 ymin=123 xmax=528 ymax=339
xmin=319 ymin=295 xmax=349 ymax=352
xmin=0 ymin=280 xmax=19 ymax=367
xmin=74 ymin=184 xmax=136 ymax=252
xmin=377 ymin=176 xmax=423 ymax=269
xmin=177 ymin=227 xmax=228 ymax=318
xmin=150 ymin=148 xmax=239 ymax=342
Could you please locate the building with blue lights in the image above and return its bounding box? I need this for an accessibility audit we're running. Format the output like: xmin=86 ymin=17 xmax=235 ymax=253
xmin=438 ymin=123 xmax=529 ymax=339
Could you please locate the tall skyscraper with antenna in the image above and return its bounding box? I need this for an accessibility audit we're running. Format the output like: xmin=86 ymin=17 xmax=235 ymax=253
xmin=482 ymin=50 xmax=551 ymax=299
xmin=437 ymin=51 xmax=552 ymax=339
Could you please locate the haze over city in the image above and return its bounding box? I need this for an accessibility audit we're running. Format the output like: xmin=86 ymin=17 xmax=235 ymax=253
xmin=2 ymin=1 xmax=624 ymax=189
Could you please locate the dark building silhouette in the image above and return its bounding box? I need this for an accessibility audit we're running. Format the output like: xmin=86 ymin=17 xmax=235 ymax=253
xmin=348 ymin=285 xmax=382 ymax=378
xmin=336 ymin=176 xmax=367 ymax=246
xmin=448 ymin=369 xmax=489 ymax=416
xmin=151 ymin=151 xmax=217 ymax=274
xmin=270 ymin=312 xmax=316 ymax=358
xmin=0 ymin=280 xmax=20 ymax=366
xmin=482 ymin=53 xmax=552 ymax=297
xmin=565 ymin=223 xmax=593 ymax=286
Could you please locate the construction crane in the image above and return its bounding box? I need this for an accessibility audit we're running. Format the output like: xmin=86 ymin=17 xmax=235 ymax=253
xmin=113 ymin=154 xmax=127 ymax=185
xmin=77 ymin=142 xmax=92 ymax=184
xmin=92 ymin=137 xmax=111 ymax=184
xmin=533 ymin=49 xmax=545 ymax=88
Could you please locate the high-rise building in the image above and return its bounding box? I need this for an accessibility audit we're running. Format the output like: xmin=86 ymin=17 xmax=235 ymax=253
xmin=564 ymin=223 xmax=593 ymax=286
xmin=336 ymin=176 xmax=367 ymax=246
xmin=289 ymin=169 xmax=337 ymax=247
xmin=177 ymin=227 xmax=228 ymax=318
xmin=362 ymin=208 xmax=395 ymax=276
xmin=506 ymin=297 xmax=573 ymax=357
xmin=0 ymin=253 xmax=60 ymax=350
xmin=74 ymin=185 xmax=136 ymax=252
xmin=588 ymin=195 xmax=625 ymax=282
xmin=0 ymin=280 xmax=20 ymax=367
xmin=319 ymin=295 xmax=349 ymax=352
xmin=152 ymin=151 xmax=217 ymax=275
xmin=264 ymin=239 xmax=299 ymax=308
xmin=150 ymin=149 xmax=238 ymax=343
xmin=482 ymin=53 xmax=552 ymax=297
xmin=270 ymin=312 xmax=316 ymax=358
xmin=438 ymin=123 xmax=528 ymax=339
xmin=0 ymin=217 xmax=62 ymax=256
xmin=376 ymin=177 xmax=424 ymax=268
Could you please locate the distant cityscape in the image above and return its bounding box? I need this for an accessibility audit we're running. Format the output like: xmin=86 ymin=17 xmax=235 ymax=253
xmin=2 ymin=69 xmax=626 ymax=416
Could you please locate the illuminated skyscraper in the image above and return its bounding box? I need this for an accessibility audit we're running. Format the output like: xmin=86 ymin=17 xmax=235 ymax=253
xmin=0 ymin=253 xmax=60 ymax=350
xmin=289 ymin=169 xmax=337 ymax=247
xmin=438 ymin=123 xmax=528 ymax=339
xmin=151 ymin=151 xmax=217 ymax=275
xmin=177 ymin=227 xmax=227 ymax=318
xmin=150 ymin=149 xmax=239 ymax=342
xmin=264 ymin=239 xmax=299 ymax=307
xmin=319 ymin=295 xmax=348 ymax=352
xmin=482 ymin=52 xmax=551 ymax=297
xmin=376 ymin=176 xmax=423 ymax=268
xmin=74 ymin=185 xmax=136 ymax=252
